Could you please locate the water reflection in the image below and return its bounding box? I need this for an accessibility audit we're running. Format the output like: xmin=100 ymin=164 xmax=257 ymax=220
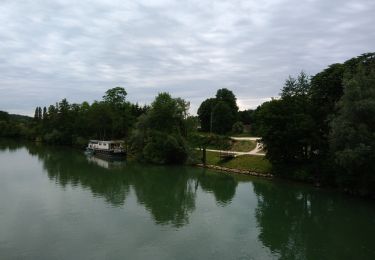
xmin=86 ymin=155 xmax=125 ymax=169
xmin=0 ymin=138 xmax=25 ymax=151
xmin=2 ymin=141 xmax=375 ymax=259
xmin=23 ymin=142 xmax=238 ymax=227
xmin=253 ymin=181 xmax=375 ymax=259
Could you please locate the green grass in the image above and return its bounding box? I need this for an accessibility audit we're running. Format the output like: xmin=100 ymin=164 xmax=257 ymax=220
xmin=230 ymin=140 xmax=256 ymax=152
xmin=198 ymin=131 xmax=256 ymax=138
xmin=207 ymin=140 xmax=257 ymax=152
xmin=205 ymin=151 xmax=271 ymax=173
xmin=230 ymin=133 xmax=256 ymax=137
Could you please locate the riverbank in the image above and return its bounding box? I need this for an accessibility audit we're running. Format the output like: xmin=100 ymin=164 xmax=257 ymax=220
xmin=204 ymin=151 xmax=271 ymax=172
xmin=195 ymin=163 xmax=273 ymax=178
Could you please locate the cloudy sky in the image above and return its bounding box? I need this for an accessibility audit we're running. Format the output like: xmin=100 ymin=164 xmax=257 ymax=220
xmin=0 ymin=0 xmax=374 ymax=115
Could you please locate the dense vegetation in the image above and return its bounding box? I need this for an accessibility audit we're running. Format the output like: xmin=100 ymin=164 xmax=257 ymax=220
xmin=0 ymin=112 xmax=34 ymax=138
xmin=1 ymin=88 xmax=146 ymax=144
xmin=129 ymin=92 xmax=193 ymax=164
xmin=254 ymin=53 xmax=375 ymax=196
xmin=0 ymin=88 xmax=195 ymax=164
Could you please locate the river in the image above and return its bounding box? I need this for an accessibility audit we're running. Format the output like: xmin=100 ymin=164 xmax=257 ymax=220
xmin=0 ymin=140 xmax=374 ymax=259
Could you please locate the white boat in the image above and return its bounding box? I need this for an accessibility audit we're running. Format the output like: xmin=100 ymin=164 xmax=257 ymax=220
xmin=86 ymin=140 xmax=126 ymax=158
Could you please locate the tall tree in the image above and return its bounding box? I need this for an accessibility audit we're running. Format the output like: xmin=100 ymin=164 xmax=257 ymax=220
xmin=212 ymin=101 xmax=233 ymax=134
xmin=197 ymin=88 xmax=239 ymax=134
xmin=130 ymin=92 xmax=190 ymax=164
xmin=215 ymin=88 xmax=238 ymax=128
xmin=34 ymin=107 xmax=39 ymax=120
xmin=197 ymin=98 xmax=216 ymax=132
xmin=103 ymin=87 xmax=127 ymax=107
xmin=255 ymin=72 xmax=315 ymax=174
xmin=42 ymin=107 xmax=47 ymax=120
xmin=330 ymin=56 xmax=375 ymax=195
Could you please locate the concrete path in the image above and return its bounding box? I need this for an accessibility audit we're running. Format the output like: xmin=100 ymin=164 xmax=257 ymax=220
xmin=230 ymin=137 xmax=261 ymax=141
xmin=203 ymin=137 xmax=265 ymax=157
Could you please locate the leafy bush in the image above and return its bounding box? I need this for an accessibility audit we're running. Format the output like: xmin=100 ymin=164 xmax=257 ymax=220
xmin=232 ymin=121 xmax=244 ymax=134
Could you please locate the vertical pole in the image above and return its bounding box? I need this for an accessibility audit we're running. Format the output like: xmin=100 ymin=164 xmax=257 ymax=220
xmin=210 ymin=110 xmax=213 ymax=133
xmin=202 ymin=146 xmax=206 ymax=166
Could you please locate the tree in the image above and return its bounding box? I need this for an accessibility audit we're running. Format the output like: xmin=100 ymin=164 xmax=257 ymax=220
xmin=197 ymin=88 xmax=239 ymax=134
xmin=34 ymin=107 xmax=42 ymax=120
xmin=330 ymin=56 xmax=375 ymax=195
xmin=255 ymin=72 xmax=315 ymax=177
xmin=232 ymin=121 xmax=244 ymax=134
xmin=216 ymin=88 xmax=239 ymax=115
xmin=212 ymin=101 xmax=233 ymax=134
xmin=281 ymin=72 xmax=310 ymax=98
xmin=215 ymin=88 xmax=238 ymax=128
xmin=103 ymin=86 xmax=127 ymax=107
xmin=0 ymin=111 xmax=10 ymax=122
xmin=309 ymin=63 xmax=345 ymax=165
xmin=42 ymin=107 xmax=47 ymax=120
xmin=238 ymin=109 xmax=254 ymax=125
xmin=130 ymin=92 xmax=190 ymax=164
xmin=197 ymin=98 xmax=216 ymax=132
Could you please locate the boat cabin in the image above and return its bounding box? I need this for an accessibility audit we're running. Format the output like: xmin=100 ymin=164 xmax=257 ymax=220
xmin=88 ymin=140 xmax=124 ymax=151
xmin=87 ymin=140 xmax=126 ymax=157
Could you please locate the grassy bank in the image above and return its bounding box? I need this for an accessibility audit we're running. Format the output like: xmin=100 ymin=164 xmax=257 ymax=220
xmin=230 ymin=140 xmax=256 ymax=152
xmin=205 ymin=151 xmax=271 ymax=174
xmin=206 ymin=139 xmax=257 ymax=152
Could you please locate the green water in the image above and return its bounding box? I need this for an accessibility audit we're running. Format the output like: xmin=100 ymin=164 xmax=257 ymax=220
xmin=0 ymin=140 xmax=374 ymax=259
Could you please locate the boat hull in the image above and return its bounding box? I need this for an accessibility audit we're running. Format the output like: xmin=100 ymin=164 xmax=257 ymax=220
xmin=87 ymin=148 xmax=126 ymax=159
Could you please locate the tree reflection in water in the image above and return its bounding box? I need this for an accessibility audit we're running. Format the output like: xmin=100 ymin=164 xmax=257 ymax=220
xmin=24 ymin=143 xmax=238 ymax=227
xmin=2 ymin=141 xmax=375 ymax=258
xmin=253 ymin=181 xmax=375 ymax=260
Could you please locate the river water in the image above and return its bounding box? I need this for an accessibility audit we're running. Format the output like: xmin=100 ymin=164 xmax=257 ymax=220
xmin=0 ymin=140 xmax=374 ymax=259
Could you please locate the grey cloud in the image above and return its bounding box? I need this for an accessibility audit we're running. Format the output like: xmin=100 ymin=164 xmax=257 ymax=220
xmin=0 ymin=0 xmax=374 ymax=115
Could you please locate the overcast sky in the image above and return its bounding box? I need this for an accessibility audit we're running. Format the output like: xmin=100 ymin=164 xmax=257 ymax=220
xmin=0 ymin=0 xmax=374 ymax=116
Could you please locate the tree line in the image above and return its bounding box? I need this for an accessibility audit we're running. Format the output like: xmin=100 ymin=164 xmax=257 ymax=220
xmin=0 ymin=53 xmax=374 ymax=196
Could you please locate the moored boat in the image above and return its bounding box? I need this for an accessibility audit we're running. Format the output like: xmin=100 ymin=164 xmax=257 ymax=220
xmin=86 ymin=140 xmax=126 ymax=158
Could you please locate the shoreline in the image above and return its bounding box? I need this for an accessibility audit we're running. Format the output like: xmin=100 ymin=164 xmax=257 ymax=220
xmin=195 ymin=163 xmax=273 ymax=178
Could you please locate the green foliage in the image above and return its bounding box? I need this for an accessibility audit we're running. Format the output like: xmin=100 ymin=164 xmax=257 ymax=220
xmin=238 ymin=109 xmax=254 ymax=125
xmin=188 ymin=132 xmax=230 ymax=150
xmin=43 ymin=129 xmax=64 ymax=144
xmin=0 ymin=111 xmax=10 ymax=121
xmin=232 ymin=121 xmax=244 ymax=134
xmin=130 ymin=93 xmax=191 ymax=164
xmin=281 ymin=71 xmax=310 ymax=98
xmin=143 ymin=132 xmax=188 ymax=164
xmin=0 ymin=87 xmax=146 ymax=145
xmin=197 ymin=98 xmax=216 ymax=132
xmin=197 ymin=88 xmax=238 ymax=134
xmin=256 ymin=72 xmax=315 ymax=165
xmin=0 ymin=111 xmax=34 ymax=138
xmin=102 ymin=86 xmax=127 ymax=107
xmin=212 ymin=101 xmax=234 ymax=134
xmin=254 ymin=53 xmax=375 ymax=196
xmin=216 ymin=88 xmax=239 ymax=117
xmin=330 ymin=57 xmax=375 ymax=195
